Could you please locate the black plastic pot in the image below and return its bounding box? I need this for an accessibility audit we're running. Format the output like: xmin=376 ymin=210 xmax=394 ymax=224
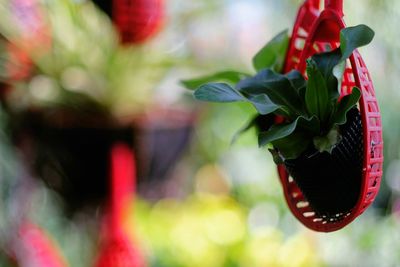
xmin=284 ymin=108 xmax=363 ymax=218
xmin=132 ymin=108 xmax=195 ymax=187
xmin=11 ymin=107 xmax=194 ymax=214
xmin=11 ymin=109 xmax=131 ymax=214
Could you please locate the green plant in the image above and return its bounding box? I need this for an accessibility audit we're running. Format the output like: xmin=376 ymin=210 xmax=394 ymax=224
xmin=0 ymin=0 xmax=171 ymax=118
xmin=183 ymin=25 xmax=374 ymax=162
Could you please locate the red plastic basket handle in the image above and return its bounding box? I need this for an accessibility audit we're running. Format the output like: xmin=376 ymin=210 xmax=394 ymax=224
xmin=325 ymin=0 xmax=343 ymax=15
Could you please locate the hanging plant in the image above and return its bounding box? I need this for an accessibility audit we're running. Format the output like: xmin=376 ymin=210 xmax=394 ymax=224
xmin=182 ymin=25 xmax=374 ymax=217
xmin=0 ymin=0 xmax=176 ymax=213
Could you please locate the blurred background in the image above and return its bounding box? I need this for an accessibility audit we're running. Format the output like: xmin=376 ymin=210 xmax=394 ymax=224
xmin=0 ymin=0 xmax=398 ymax=266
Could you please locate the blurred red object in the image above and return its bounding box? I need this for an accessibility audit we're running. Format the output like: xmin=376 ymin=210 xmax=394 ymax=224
xmin=10 ymin=0 xmax=51 ymax=48
xmin=94 ymin=232 xmax=146 ymax=267
xmin=6 ymin=43 xmax=32 ymax=81
xmin=13 ymin=223 xmax=67 ymax=267
xmin=94 ymin=143 xmax=146 ymax=267
xmin=113 ymin=0 xmax=164 ymax=44
xmin=3 ymin=0 xmax=51 ymax=82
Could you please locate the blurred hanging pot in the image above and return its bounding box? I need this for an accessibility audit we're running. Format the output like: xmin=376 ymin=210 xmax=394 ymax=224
xmin=132 ymin=106 xmax=195 ymax=186
xmin=0 ymin=0 xmax=176 ymax=214
xmin=92 ymin=0 xmax=165 ymax=44
xmin=10 ymin=105 xmax=195 ymax=214
xmin=11 ymin=106 xmax=134 ymax=214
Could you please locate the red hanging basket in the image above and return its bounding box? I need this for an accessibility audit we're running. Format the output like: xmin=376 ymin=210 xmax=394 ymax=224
xmin=278 ymin=0 xmax=383 ymax=232
xmin=113 ymin=0 xmax=164 ymax=44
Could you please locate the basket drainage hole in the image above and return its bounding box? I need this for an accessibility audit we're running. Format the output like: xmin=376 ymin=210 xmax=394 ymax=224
xmin=291 ymin=56 xmax=300 ymax=63
xmin=296 ymin=201 xmax=309 ymax=208
xmin=295 ymin=38 xmax=305 ymax=50
xmin=298 ymin=27 xmax=308 ymax=37
xmin=303 ymin=212 xmax=315 ymax=218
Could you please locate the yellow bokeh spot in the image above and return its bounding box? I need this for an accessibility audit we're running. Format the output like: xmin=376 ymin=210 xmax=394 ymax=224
xmin=194 ymin=164 xmax=231 ymax=195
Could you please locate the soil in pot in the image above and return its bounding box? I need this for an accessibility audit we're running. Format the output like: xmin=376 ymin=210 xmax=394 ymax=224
xmin=284 ymin=108 xmax=364 ymax=219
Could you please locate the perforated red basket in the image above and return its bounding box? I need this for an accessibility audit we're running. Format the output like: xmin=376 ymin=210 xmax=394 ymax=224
xmin=278 ymin=0 xmax=383 ymax=232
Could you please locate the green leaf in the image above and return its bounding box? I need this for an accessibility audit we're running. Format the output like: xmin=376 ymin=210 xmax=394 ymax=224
xmin=299 ymin=116 xmax=320 ymax=134
xmin=311 ymin=48 xmax=341 ymax=99
xmin=252 ymin=30 xmax=289 ymax=72
xmin=236 ymin=69 xmax=288 ymax=92
xmin=194 ymin=83 xmax=280 ymax=115
xmin=242 ymin=81 xmax=303 ymax=118
xmin=194 ymin=83 xmax=244 ymax=102
xmin=307 ymin=25 xmax=374 ymax=102
xmin=305 ymin=59 xmax=331 ymax=122
xmin=340 ymin=24 xmax=375 ymax=61
xmin=333 ymin=60 xmax=346 ymax=95
xmin=258 ymin=116 xmax=319 ymax=147
xmin=246 ymin=94 xmax=281 ymax=115
xmin=313 ymin=127 xmax=340 ymax=153
xmin=285 ymin=70 xmax=306 ymax=92
xmin=333 ymin=87 xmax=361 ymax=125
xmin=181 ymin=71 xmax=250 ymax=90
xmin=272 ymin=132 xmax=311 ymax=159
xmin=238 ymin=70 xmax=304 ymax=119
xmin=285 ymin=70 xmax=307 ymax=113
xmin=332 ymin=25 xmax=374 ymax=90
xmin=298 ymin=86 xmax=306 ymax=104
xmin=259 ymin=121 xmax=298 ymax=147
xmin=237 ymin=69 xmax=306 ymax=96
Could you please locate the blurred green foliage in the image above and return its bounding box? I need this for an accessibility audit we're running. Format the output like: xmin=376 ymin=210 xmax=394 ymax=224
xmin=0 ymin=0 xmax=173 ymax=118
xmin=130 ymin=194 xmax=323 ymax=267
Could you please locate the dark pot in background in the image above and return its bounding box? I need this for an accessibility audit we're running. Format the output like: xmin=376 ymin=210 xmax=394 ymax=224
xmin=132 ymin=107 xmax=195 ymax=202
xmin=284 ymin=108 xmax=364 ymax=218
xmin=11 ymin=108 xmax=131 ymax=214
xmin=11 ymin=107 xmax=195 ymax=215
